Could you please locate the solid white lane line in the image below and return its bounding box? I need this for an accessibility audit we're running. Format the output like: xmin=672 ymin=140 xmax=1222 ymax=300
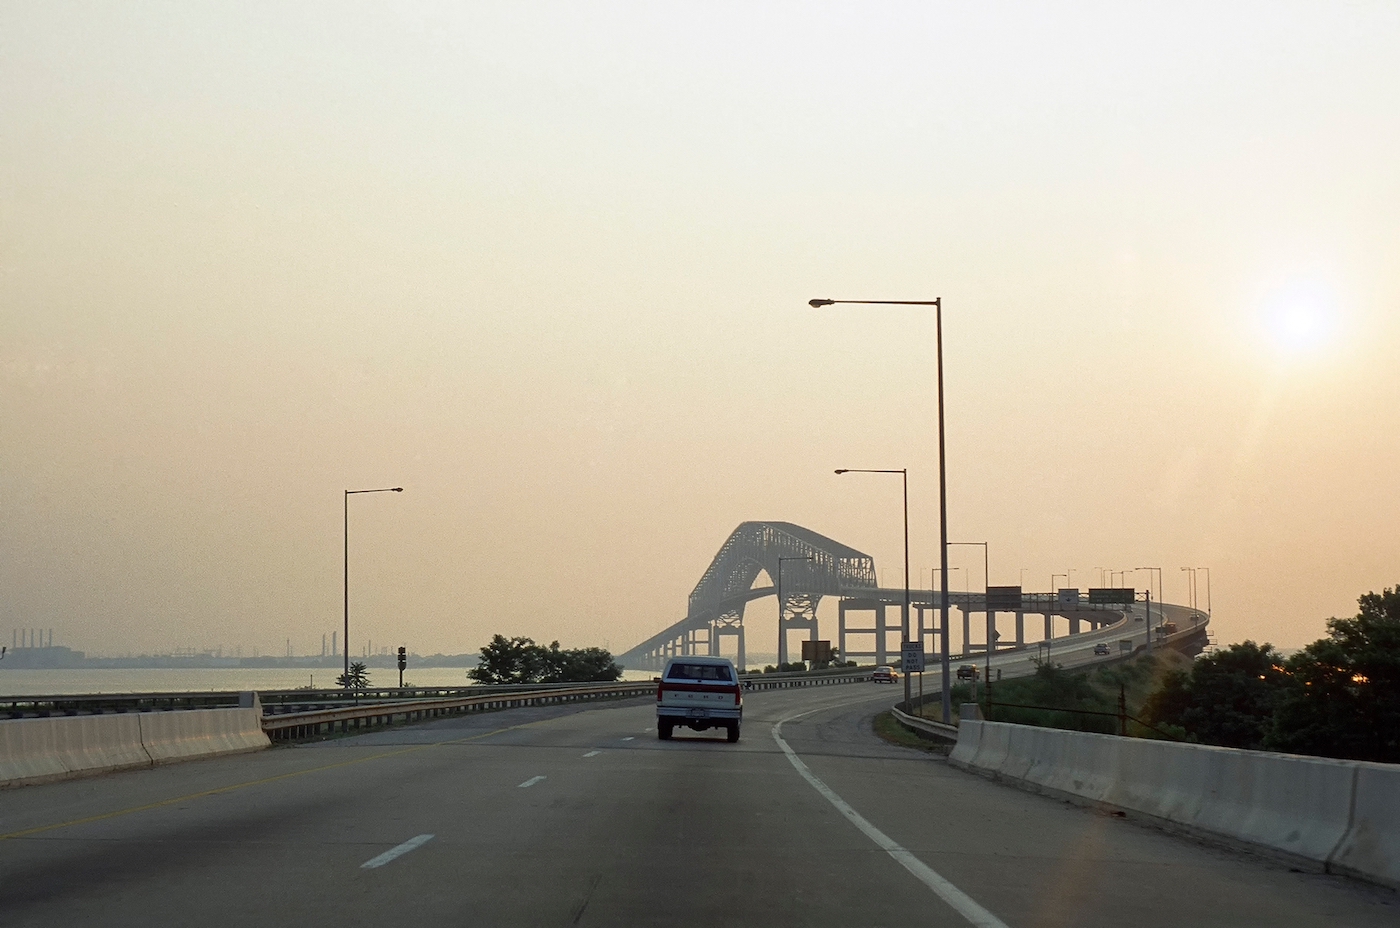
xmin=518 ymin=775 xmax=546 ymax=788
xmin=621 ymin=736 xmax=634 ymax=741
xmin=583 ymin=751 xmax=601 ymax=758
xmin=772 ymin=711 xmax=1011 ymax=928
xmin=360 ymin=834 xmax=434 ymax=870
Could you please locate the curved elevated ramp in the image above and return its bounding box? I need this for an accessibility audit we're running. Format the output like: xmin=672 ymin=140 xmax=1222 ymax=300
xmin=617 ymin=521 xmax=1210 ymax=673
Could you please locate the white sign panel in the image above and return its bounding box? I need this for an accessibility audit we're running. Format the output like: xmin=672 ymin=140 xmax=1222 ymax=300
xmin=901 ymin=641 xmax=925 ymax=673
xmin=1057 ymin=588 xmax=1080 ymax=606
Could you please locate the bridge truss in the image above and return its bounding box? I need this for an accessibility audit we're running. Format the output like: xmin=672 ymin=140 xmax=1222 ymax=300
xmin=616 ymin=522 xmax=876 ymax=672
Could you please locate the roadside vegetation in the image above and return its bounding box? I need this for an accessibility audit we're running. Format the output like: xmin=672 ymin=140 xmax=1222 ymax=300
xmin=335 ymin=660 xmax=371 ymax=689
xmin=468 ymin=635 xmax=623 ymax=685
xmin=918 ymin=653 xmax=1189 ymax=736
xmin=906 ymin=587 xmax=1398 ymax=764
xmin=872 ymin=710 xmax=951 ymax=755
xmin=1145 ymin=587 xmax=1400 ymax=763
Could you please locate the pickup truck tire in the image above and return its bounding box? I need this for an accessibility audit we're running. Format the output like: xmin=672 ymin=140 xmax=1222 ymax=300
xmin=725 ymin=721 xmax=740 ymax=743
xmin=657 ymin=721 xmax=673 ymax=740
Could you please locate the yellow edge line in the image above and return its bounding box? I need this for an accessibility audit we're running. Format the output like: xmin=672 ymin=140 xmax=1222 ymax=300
xmin=0 ymin=720 xmax=541 ymax=841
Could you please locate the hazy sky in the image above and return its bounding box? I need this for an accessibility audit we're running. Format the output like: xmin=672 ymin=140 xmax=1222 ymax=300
xmin=3 ymin=2 xmax=1398 ymax=661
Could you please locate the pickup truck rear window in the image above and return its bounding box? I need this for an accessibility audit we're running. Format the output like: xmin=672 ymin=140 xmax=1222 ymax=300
xmin=666 ymin=663 xmax=733 ymax=682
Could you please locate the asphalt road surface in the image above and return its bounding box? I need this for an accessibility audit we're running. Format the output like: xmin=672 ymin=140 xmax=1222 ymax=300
xmin=0 ymin=685 xmax=1394 ymax=927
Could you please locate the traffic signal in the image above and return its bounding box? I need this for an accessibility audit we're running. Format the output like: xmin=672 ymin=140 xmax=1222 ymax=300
xmin=397 ymin=646 xmax=407 ymax=671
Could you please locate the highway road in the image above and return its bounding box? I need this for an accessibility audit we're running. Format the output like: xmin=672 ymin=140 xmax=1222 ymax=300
xmin=1 ymin=686 xmax=1394 ymax=927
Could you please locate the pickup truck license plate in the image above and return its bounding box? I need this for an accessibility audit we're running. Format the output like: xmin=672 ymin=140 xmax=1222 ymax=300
xmin=687 ymin=708 xmax=707 ymax=718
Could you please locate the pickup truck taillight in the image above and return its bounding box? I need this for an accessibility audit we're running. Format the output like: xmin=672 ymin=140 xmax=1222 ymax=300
xmin=656 ymin=683 xmax=664 ymax=702
xmin=731 ymin=685 xmax=742 ymax=707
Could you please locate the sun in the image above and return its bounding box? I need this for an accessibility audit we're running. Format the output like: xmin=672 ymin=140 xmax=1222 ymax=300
xmin=1260 ymin=280 xmax=1340 ymax=359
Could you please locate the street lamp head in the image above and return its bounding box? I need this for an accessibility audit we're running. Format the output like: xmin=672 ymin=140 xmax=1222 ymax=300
xmin=834 ymin=468 xmax=848 ymax=474
xmin=809 ymin=299 xmax=835 ymax=308
xmin=392 ymin=487 xmax=404 ymax=492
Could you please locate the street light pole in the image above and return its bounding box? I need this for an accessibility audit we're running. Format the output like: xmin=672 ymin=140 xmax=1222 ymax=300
xmin=776 ymin=555 xmax=814 ymax=668
xmin=812 ymin=297 xmax=951 ymax=722
xmin=1197 ymin=567 xmax=1212 ymax=615
xmin=950 ymin=541 xmax=991 ymax=704
xmin=344 ymin=486 xmax=404 ymax=682
xmin=1180 ymin=567 xmax=1197 ymax=611
xmin=1137 ymin=566 xmax=1162 ymax=654
xmin=836 ymin=468 xmax=911 ymax=709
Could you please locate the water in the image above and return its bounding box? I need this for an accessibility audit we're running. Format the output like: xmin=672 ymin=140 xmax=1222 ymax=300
xmin=0 ymin=666 xmax=657 ymax=696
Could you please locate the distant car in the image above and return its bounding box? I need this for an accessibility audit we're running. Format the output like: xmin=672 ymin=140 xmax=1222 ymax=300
xmin=656 ymin=655 xmax=742 ymax=742
xmin=872 ymin=666 xmax=898 ymax=683
xmin=956 ymin=663 xmax=979 ymax=681
xmin=1093 ymin=643 xmax=1111 ymax=656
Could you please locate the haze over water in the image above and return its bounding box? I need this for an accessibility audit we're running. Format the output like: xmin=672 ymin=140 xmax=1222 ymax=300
xmin=3 ymin=3 xmax=1398 ymax=664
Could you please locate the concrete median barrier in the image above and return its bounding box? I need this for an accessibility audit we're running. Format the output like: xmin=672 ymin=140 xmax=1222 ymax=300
xmin=139 ymin=708 xmax=270 ymax=763
xmin=53 ymin=714 xmax=151 ymax=777
xmin=1 ymin=706 xmax=269 ymax=788
xmin=0 ymin=715 xmax=151 ymax=787
xmin=0 ymin=717 xmax=71 ymax=785
xmin=951 ymin=719 xmax=1399 ymax=890
xmin=1330 ymin=764 xmax=1400 ymax=889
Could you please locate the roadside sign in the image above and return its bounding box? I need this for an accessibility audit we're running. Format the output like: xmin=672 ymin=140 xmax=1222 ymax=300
xmin=1088 ymin=587 xmax=1136 ymax=605
xmin=1057 ymin=588 xmax=1080 ymax=606
xmin=901 ymin=641 xmax=925 ymax=673
xmin=986 ymin=585 xmax=1023 ymax=611
xmin=801 ymin=639 xmax=832 ymax=663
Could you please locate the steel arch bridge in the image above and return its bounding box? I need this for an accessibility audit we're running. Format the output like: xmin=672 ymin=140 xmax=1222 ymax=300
xmin=615 ymin=521 xmax=1187 ymax=672
xmin=616 ymin=522 xmax=875 ymax=672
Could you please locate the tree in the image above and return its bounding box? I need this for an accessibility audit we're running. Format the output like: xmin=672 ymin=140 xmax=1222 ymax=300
xmin=1142 ymin=641 xmax=1290 ymax=749
xmin=336 ymin=661 xmax=371 ymax=690
xmin=468 ymin=635 xmax=623 ymax=685
xmin=469 ymin=635 xmax=546 ymax=685
xmin=1267 ymin=587 xmax=1400 ymax=763
xmin=538 ymin=643 xmax=622 ymax=684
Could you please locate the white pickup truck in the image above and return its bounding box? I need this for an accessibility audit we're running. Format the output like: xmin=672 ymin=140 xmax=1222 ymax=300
xmin=655 ymin=655 xmax=742 ymax=742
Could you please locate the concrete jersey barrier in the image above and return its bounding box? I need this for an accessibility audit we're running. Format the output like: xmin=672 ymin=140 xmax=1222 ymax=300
xmin=140 ymin=708 xmax=270 ymax=763
xmin=0 ymin=702 xmax=270 ymax=789
xmin=951 ymin=719 xmax=1400 ymax=891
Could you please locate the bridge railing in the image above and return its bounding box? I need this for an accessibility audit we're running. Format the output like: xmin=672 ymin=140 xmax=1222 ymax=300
xmin=261 ymin=681 xmax=659 ymax=741
xmin=740 ymin=668 xmax=871 ymax=690
xmin=0 ymin=680 xmax=659 ymax=720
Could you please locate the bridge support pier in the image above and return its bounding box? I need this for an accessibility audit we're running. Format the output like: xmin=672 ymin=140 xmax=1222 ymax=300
xmin=876 ymin=602 xmax=887 ymax=666
xmin=1015 ymin=611 xmax=1025 ymax=647
xmin=838 ymin=598 xmax=895 ymax=666
xmin=1044 ymin=613 xmax=1053 ymax=641
xmin=777 ymin=592 xmax=820 ymax=668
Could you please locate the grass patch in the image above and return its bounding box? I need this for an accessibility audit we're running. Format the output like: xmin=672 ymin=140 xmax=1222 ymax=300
xmin=872 ymin=710 xmax=951 ymax=755
xmin=960 ymin=651 xmax=1193 ymax=736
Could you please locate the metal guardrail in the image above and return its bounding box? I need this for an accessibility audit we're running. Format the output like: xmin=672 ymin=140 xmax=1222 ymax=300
xmin=890 ymin=705 xmax=959 ymax=742
xmin=0 ymin=669 xmax=874 ymax=720
xmin=742 ymin=669 xmax=871 ymax=690
xmin=0 ymin=691 xmax=248 ymax=719
xmin=0 ymin=680 xmax=658 ymax=719
xmin=260 ymin=682 xmax=660 ymax=741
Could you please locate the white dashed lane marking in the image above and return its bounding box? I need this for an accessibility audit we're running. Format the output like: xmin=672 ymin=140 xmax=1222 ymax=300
xmin=621 ymin=737 xmax=634 ymax=741
xmin=361 ymin=834 xmax=434 ymax=870
xmin=518 ymin=776 xmax=546 ymax=788
xmin=583 ymin=751 xmax=600 ymax=758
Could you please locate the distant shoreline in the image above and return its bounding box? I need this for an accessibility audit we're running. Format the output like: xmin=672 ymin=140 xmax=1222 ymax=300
xmin=0 ymin=647 xmax=477 ymax=672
